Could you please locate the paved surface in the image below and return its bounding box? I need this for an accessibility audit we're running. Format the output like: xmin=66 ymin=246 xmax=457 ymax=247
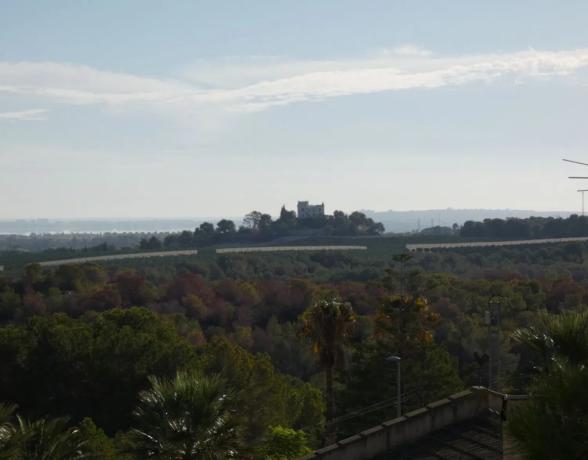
xmin=37 ymin=249 xmax=199 ymax=267
xmin=407 ymin=236 xmax=588 ymax=252
xmin=373 ymin=416 xmax=503 ymax=460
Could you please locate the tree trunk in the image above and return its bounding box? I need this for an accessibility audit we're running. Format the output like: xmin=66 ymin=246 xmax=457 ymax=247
xmin=324 ymin=365 xmax=337 ymax=445
xmin=325 ymin=365 xmax=335 ymax=420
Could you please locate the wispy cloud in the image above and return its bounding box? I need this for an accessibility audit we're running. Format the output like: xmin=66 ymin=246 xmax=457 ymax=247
xmin=0 ymin=108 xmax=48 ymax=121
xmin=1 ymin=48 xmax=587 ymax=114
xmin=222 ymin=49 xmax=588 ymax=111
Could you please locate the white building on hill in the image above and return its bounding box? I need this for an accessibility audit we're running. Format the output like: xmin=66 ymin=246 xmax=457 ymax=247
xmin=297 ymin=201 xmax=325 ymax=219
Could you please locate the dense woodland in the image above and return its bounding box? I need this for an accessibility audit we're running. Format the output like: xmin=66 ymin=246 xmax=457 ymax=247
xmin=460 ymin=214 xmax=588 ymax=239
xmin=2 ymin=235 xmax=588 ymax=457
xmin=2 ymin=216 xmax=588 ymax=457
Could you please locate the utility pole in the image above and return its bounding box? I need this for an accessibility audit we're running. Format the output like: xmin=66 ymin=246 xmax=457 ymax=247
xmin=486 ymin=297 xmax=502 ymax=390
xmin=578 ymin=189 xmax=588 ymax=216
xmin=563 ymin=159 xmax=588 ymax=216
xmin=485 ymin=309 xmax=492 ymax=389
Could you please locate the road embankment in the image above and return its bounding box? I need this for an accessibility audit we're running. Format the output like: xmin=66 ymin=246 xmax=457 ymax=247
xmin=37 ymin=249 xmax=200 ymax=267
xmin=406 ymin=236 xmax=588 ymax=252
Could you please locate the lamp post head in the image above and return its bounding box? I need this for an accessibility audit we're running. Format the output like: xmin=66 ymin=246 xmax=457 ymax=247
xmin=385 ymin=355 xmax=402 ymax=362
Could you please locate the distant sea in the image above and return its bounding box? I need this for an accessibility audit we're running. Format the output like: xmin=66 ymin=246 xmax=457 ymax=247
xmin=0 ymin=210 xmax=574 ymax=235
xmin=0 ymin=219 xmax=211 ymax=235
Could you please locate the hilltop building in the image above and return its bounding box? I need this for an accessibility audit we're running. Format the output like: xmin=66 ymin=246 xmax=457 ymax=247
xmin=297 ymin=201 xmax=325 ymax=219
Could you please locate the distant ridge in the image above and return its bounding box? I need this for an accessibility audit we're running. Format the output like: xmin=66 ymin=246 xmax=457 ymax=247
xmin=361 ymin=208 xmax=571 ymax=233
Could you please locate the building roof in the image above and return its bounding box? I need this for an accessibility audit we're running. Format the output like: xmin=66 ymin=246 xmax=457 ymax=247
xmin=298 ymin=388 xmax=525 ymax=460
xmin=372 ymin=415 xmax=502 ymax=460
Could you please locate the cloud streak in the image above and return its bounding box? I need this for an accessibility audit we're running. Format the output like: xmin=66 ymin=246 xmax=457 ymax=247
xmin=223 ymin=49 xmax=588 ymax=111
xmin=1 ymin=48 xmax=588 ymax=114
xmin=0 ymin=108 xmax=48 ymax=121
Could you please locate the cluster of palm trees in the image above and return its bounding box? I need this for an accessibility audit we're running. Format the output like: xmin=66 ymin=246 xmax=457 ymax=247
xmin=0 ymin=297 xmax=355 ymax=459
xmin=0 ymin=372 xmax=241 ymax=460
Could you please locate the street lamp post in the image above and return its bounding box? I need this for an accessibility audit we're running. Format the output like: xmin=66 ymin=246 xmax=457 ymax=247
xmin=486 ymin=297 xmax=503 ymax=391
xmin=386 ymin=355 xmax=402 ymax=418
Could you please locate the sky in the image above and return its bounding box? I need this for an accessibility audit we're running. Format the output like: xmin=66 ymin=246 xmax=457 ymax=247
xmin=2 ymin=0 xmax=588 ymax=219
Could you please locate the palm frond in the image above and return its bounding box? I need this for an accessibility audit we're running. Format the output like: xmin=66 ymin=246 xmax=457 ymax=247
xmin=130 ymin=371 xmax=241 ymax=459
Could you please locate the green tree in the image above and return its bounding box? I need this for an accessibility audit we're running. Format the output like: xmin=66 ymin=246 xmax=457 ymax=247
xmin=199 ymin=337 xmax=324 ymax=443
xmin=300 ymin=299 xmax=355 ymax=421
xmin=197 ymin=222 xmax=215 ymax=238
xmin=338 ymin=296 xmax=462 ymax=436
xmin=0 ymin=288 xmax=21 ymax=321
xmin=140 ymin=237 xmax=162 ymax=251
xmin=77 ymin=418 xmax=119 ymax=459
xmin=216 ymin=220 xmax=236 ymax=235
xmin=129 ymin=371 xmax=240 ymax=460
xmin=0 ymin=403 xmax=17 ymax=460
xmin=3 ymin=413 xmax=88 ymax=460
xmin=243 ymin=211 xmax=263 ymax=231
xmin=258 ymin=214 xmax=273 ymax=233
xmin=392 ymin=254 xmax=412 ymax=295
xmin=508 ymin=311 xmax=588 ymax=460
xmin=0 ymin=308 xmax=198 ymax=434
xmin=278 ymin=207 xmax=297 ymax=227
xmin=258 ymin=426 xmax=312 ymax=460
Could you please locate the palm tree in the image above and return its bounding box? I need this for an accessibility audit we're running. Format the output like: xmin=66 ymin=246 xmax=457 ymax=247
xmin=508 ymin=311 xmax=588 ymax=460
xmin=11 ymin=416 xmax=88 ymax=460
xmin=0 ymin=405 xmax=87 ymax=460
xmin=0 ymin=404 xmax=17 ymax=460
xmin=511 ymin=310 xmax=588 ymax=370
xmin=300 ymin=299 xmax=355 ymax=422
xmin=129 ymin=371 xmax=240 ymax=459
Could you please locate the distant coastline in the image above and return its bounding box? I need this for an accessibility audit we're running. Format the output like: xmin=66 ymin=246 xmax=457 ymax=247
xmin=0 ymin=209 xmax=573 ymax=235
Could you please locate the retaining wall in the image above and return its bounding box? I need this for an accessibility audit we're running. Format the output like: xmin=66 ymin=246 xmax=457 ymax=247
xmin=299 ymin=387 xmax=504 ymax=460
xmin=37 ymin=249 xmax=199 ymax=267
xmin=406 ymin=236 xmax=588 ymax=252
xmin=216 ymin=245 xmax=367 ymax=254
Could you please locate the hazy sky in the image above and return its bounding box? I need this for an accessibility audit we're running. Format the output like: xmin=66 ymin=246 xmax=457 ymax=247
xmin=2 ymin=1 xmax=588 ymax=218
